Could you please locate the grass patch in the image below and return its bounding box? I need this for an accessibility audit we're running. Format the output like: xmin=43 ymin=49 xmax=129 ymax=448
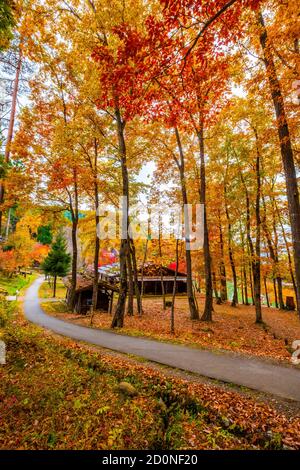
xmin=39 ymin=279 xmax=66 ymax=299
xmin=40 ymin=301 xmax=69 ymax=314
xmin=0 ymin=273 xmax=38 ymax=296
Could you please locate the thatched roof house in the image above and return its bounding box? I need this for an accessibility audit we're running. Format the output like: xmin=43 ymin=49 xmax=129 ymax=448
xmin=63 ymin=272 xmax=118 ymax=314
xmin=98 ymin=262 xmax=187 ymax=295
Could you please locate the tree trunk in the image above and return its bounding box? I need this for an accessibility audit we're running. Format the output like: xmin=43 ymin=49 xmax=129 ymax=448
xmin=240 ymin=171 xmax=256 ymax=309
xmin=272 ymin=205 xmax=285 ymax=310
xmin=158 ymin=213 xmax=166 ymax=310
xmin=240 ymin=268 xmax=245 ymax=305
xmin=258 ymin=11 xmax=300 ymax=317
xmin=69 ymin=220 xmax=78 ymax=310
xmin=69 ymin=169 xmax=79 ymax=312
xmin=5 ymin=207 xmax=11 ymax=240
xmin=170 ymin=239 xmax=179 ymax=334
xmin=239 ymin=225 xmax=248 ymax=305
xmin=111 ymin=106 xmax=128 ymax=328
xmin=224 ymin=182 xmax=238 ymax=307
xmin=262 ymin=195 xmax=284 ymax=310
xmin=218 ymin=210 xmax=227 ymax=302
xmin=277 ymin=277 xmax=285 ymax=310
xmin=273 ymin=278 xmax=278 ymax=308
xmin=212 ymin=270 xmax=221 ymax=304
xmin=129 ymin=238 xmax=142 ymax=315
xmin=249 ymin=259 xmax=255 ymax=306
xmin=243 ymin=264 xmax=249 ymax=305
xmin=253 ymin=128 xmax=262 ymax=324
xmin=276 ymin=202 xmax=297 ymax=300
xmin=53 ymin=275 xmax=57 ymax=298
xmin=264 ymin=276 xmax=270 ymax=308
xmin=175 ymin=127 xmax=199 ymax=320
xmin=0 ymin=48 xmax=22 ymax=234
xmin=197 ymin=125 xmax=213 ymax=321
xmin=126 ymin=247 xmax=134 ymax=316
xmin=140 ymin=236 xmax=149 ymax=306
xmin=91 ymin=140 xmax=100 ymax=324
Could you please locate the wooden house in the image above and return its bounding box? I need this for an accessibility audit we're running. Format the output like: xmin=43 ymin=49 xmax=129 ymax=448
xmin=98 ymin=262 xmax=188 ymax=296
xmin=64 ymin=273 xmax=119 ymax=315
xmin=137 ymin=263 xmax=187 ymax=295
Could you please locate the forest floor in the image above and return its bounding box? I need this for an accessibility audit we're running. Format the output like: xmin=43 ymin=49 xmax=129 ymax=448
xmin=1 ymin=295 xmax=300 ymax=450
xmin=42 ymin=287 xmax=300 ymax=365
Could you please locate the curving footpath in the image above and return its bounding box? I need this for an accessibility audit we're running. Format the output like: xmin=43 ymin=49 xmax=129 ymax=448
xmin=24 ymin=277 xmax=300 ymax=402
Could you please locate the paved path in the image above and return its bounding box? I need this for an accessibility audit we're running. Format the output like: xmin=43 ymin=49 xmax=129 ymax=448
xmin=24 ymin=277 xmax=300 ymax=402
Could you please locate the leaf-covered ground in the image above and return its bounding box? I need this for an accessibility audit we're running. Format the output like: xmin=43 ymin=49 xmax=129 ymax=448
xmin=44 ymin=291 xmax=300 ymax=364
xmin=1 ymin=297 xmax=300 ymax=450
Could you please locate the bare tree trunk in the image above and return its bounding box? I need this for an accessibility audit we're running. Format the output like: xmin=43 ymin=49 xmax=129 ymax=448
xmin=0 ymin=48 xmax=22 ymax=234
xmin=240 ymin=171 xmax=256 ymax=309
xmin=140 ymin=237 xmax=149 ymax=306
xmin=197 ymin=125 xmax=213 ymax=321
xmin=276 ymin=201 xmax=297 ymax=300
xmin=129 ymin=238 xmax=142 ymax=315
xmin=224 ymin=182 xmax=238 ymax=307
xmin=243 ymin=264 xmax=249 ymax=305
xmin=126 ymin=248 xmax=134 ymax=316
xmin=212 ymin=270 xmax=221 ymax=304
xmin=239 ymin=225 xmax=248 ymax=305
xmin=264 ymin=276 xmax=270 ymax=308
xmin=253 ymin=128 xmax=262 ymax=324
xmin=218 ymin=210 xmax=227 ymax=302
xmin=240 ymin=268 xmax=245 ymax=305
xmin=272 ymin=206 xmax=285 ymax=310
xmin=277 ymin=277 xmax=285 ymax=310
xmin=249 ymin=258 xmax=255 ymax=306
xmin=273 ymin=278 xmax=279 ymax=309
xmin=68 ymin=169 xmax=79 ymax=312
xmin=53 ymin=275 xmax=57 ymax=298
xmin=111 ymin=106 xmax=128 ymax=328
xmin=262 ymin=194 xmax=284 ymax=310
xmin=258 ymin=11 xmax=300 ymax=317
xmin=5 ymin=207 xmax=11 ymax=240
xmin=170 ymin=239 xmax=179 ymax=334
xmin=91 ymin=140 xmax=100 ymax=324
xmin=158 ymin=214 xmax=166 ymax=310
xmin=174 ymin=127 xmax=199 ymax=320
xmin=69 ymin=216 xmax=78 ymax=310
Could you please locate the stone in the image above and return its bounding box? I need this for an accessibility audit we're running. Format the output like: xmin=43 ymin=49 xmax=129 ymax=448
xmin=291 ymin=352 xmax=300 ymax=365
xmin=117 ymin=381 xmax=137 ymax=397
xmin=291 ymin=340 xmax=300 ymax=365
xmin=292 ymin=340 xmax=300 ymax=350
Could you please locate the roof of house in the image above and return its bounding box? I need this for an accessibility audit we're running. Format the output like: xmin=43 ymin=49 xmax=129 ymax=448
xmin=97 ymin=262 xmax=187 ymax=279
xmin=138 ymin=262 xmax=187 ymax=278
xmin=63 ymin=273 xmax=119 ymax=293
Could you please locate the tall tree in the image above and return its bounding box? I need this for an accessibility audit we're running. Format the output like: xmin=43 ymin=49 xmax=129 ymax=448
xmin=42 ymin=232 xmax=71 ymax=298
xmin=257 ymin=11 xmax=300 ymax=316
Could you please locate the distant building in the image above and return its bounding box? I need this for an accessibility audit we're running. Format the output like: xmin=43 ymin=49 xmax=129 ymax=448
xmin=98 ymin=262 xmax=188 ymax=295
xmin=63 ymin=273 xmax=118 ymax=314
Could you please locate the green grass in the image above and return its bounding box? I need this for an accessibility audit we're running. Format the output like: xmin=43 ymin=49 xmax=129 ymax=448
xmin=39 ymin=279 xmax=67 ymax=299
xmin=40 ymin=301 xmax=69 ymax=314
xmin=0 ymin=273 xmax=38 ymax=296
